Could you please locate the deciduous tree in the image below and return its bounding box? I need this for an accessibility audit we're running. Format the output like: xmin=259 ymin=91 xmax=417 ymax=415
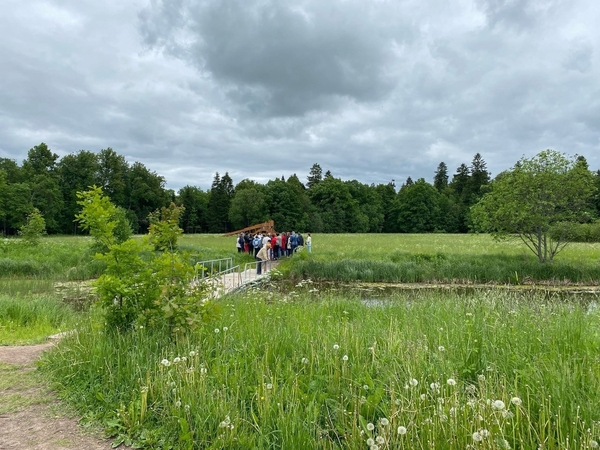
xmin=471 ymin=150 xmax=596 ymax=262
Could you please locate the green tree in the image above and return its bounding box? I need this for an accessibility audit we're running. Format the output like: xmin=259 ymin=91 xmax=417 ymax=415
xmin=229 ymin=180 xmax=268 ymax=230
xmin=22 ymin=143 xmax=63 ymax=233
xmin=1 ymin=182 xmax=33 ymax=235
xmin=148 ymin=202 xmax=185 ymax=251
xmin=375 ymin=182 xmax=398 ymax=232
xmin=57 ymin=150 xmax=100 ymax=233
xmin=433 ymin=162 xmax=449 ymax=192
xmin=18 ymin=208 xmax=46 ymax=245
xmin=127 ymin=162 xmax=168 ymax=233
xmin=307 ymin=163 xmax=323 ymax=188
xmin=207 ymin=172 xmax=235 ymax=233
xmin=76 ymin=186 xmax=131 ymax=253
xmin=471 ymin=150 xmax=596 ymax=262
xmin=177 ymin=185 xmax=209 ymax=233
xmin=308 ymin=176 xmax=366 ymax=232
xmin=345 ymin=180 xmax=384 ymax=232
xmin=98 ymin=148 xmax=129 ymax=208
xmin=395 ymin=178 xmax=442 ymax=233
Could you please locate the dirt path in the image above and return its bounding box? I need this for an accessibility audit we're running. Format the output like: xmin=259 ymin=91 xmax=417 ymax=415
xmin=0 ymin=342 xmax=113 ymax=450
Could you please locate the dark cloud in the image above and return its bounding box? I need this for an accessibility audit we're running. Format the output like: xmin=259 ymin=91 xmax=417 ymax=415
xmin=139 ymin=0 xmax=412 ymax=117
xmin=0 ymin=0 xmax=598 ymax=192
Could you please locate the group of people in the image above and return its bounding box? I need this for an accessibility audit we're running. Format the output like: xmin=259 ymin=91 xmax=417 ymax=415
xmin=236 ymin=231 xmax=312 ymax=274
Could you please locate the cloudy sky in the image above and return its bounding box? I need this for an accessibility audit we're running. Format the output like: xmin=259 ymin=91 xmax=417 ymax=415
xmin=1 ymin=0 xmax=598 ymax=191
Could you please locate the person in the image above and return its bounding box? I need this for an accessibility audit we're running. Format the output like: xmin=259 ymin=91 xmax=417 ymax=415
xmin=306 ymin=233 xmax=312 ymax=253
xmin=236 ymin=233 xmax=244 ymax=253
xmin=280 ymin=232 xmax=287 ymax=258
xmin=256 ymin=242 xmax=270 ymax=275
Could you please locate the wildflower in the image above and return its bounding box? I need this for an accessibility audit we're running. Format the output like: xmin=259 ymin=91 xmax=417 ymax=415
xmin=367 ymin=438 xmax=375 ymax=445
xmin=160 ymin=359 xmax=170 ymax=367
xmin=342 ymin=355 xmax=349 ymax=361
xmin=380 ymin=418 xmax=389 ymax=426
xmin=502 ymin=410 xmax=515 ymax=419
xmin=397 ymin=426 xmax=407 ymax=435
xmin=219 ymin=416 xmax=231 ymax=428
xmin=301 ymin=357 xmax=309 ymax=364
xmin=333 ymin=344 xmax=340 ymax=350
xmin=214 ymin=328 xmax=220 ymax=333
xmin=511 ymin=397 xmax=522 ymax=406
xmin=376 ymin=436 xmax=385 ymax=444
xmin=420 ymin=394 xmax=426 ymax=401
xmin=189 ymin=350 xmax=197 ymax=357
xmin=480 ymin=429 xmax=489 ymax=438
xmin=266 ymin=383 xmax=273 ymax=390
xmin=438 ymin=345 xmax=446 ymax=352
xmin=409 ymin=378 xmax=419 ymax=387
xmin=223 ymin=326 xmax=228 ymax=331
xmin=430 ymin=382 xmax=440 ymax=391
xmin=447 ymin=378 xmax=457 ymax=386
xmin=472 ymin=431 xmax=483 ymax=442
xmin=367 ymin=422 xmax=375 ymax=431
xmin=173 ymin=357 xmax=181 ymax=364
xmin=363 ymin=385 xmax=370 ymax=391
xmin=370 ymin=445 xmax=379 ymax=450
xmin=590 ymin=440 xmax=599 ymax=448
xmin=492 ymin=400 xmax=506 ymax=411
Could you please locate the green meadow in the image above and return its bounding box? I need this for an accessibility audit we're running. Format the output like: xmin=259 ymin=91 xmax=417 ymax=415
xmin=2 ymin=234 xmax=600 ymax=448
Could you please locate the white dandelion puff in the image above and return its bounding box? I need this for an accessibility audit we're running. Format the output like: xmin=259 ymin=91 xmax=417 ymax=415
xmin=379 ymin=418 xmax=389 ymax=426
xmin=367 ymin=422 xmax=375 ymax=431
xmin=447 ymin=378 xmax=457 ymax=386
xmin=397 ymin=426 xmax=407 ymax=435
xmin=409 ymin=378 xmax=419 ymax=387
xmin=492 ymin=400 xmax=506 ymax=411
xmin=160 ymin=359 xmax=170 ymax=367
xmin=333 ymin=344 xmax=340 ymax=350
xmin=511 ymin=397 xmax=522 ymax=406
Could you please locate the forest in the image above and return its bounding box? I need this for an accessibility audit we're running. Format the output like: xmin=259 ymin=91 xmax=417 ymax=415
xmin=2 ymin=142 xmax=599 ymax=235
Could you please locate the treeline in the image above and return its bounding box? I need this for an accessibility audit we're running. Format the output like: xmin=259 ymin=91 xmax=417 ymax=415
xmin=2 ymin=143 xmax=600 ymax=235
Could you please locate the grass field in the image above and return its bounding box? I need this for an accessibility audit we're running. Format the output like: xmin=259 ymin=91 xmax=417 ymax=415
xmin=42 ymin=288 xmax=600 ymax=449
xmin=4 ymin=233 xmax=600 ymax=448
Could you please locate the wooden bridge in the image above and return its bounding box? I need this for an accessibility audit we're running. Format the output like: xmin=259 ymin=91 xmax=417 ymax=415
xmin=221 ymin=220 xmax=276 ymax=237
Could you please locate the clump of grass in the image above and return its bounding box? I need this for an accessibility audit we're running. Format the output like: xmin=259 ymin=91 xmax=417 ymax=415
xmin=42 ymin=289 xmax=600 ymax=448
xmin=0 ymin=295 xmax=78 ymax=344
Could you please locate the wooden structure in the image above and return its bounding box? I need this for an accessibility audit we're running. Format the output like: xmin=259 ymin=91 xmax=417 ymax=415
xmin=222 ymin=220 xmax=276 ymax=237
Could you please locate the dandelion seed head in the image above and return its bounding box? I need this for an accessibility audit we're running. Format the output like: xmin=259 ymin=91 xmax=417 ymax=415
xmin=376 ymin=436 xmax=385 ymax=444
xmin=409 ymin=378 xmax=419 ymax=387
xmin=380 ymin=418 xmax=389 ymax=426
xmin=438 ymin=346 xmax=446 ymax=352
xmin=420 ymin=394 xmax=426 ymax=401
xmin=301 ymin=357 xmax=309 ymax=364
xmin=472 ymin=432 xmax=483 ymax=442
xmin=367 ymin=422 xmax=375 ymax=431
xmin=370 ymin=445 xmax=379 ymax=450
xmin=447 ymin=378 xmax=457 ymax=386
xmin=160 ymin=359 xmax=170 ymax=366
xmin=189 ymin=350 xmax=197 ymax=357
xmin=502 ymin=410 xmax=515 ymax=419
xmin=367 ymin=438 xmax=375 ymax=445
xmin=492 ymin=400 xmax=506 ymax=411
xmin=173 ymin=357 xmax=181 ymax=364
xmin=175 ymin=400 xmax=181 ymax=408
xmin=511 ymin=397 xmax=522 ymax=406
xmin=590 ymin=440 xmax=599 ymax=448
xmin=342 ymin=354 xmax=348 ymax=361
xmin=397 ymin=425 xmax=407 ymax=435
xmin=363 ymin=385 xmax=370 ymax=391
xmin=333 ymin=344 xmax=340 ymax=350
xmin=214 ymin=328 xmax=220 ymax=333
xmin=223 ymin=326 xmax=228 ymax=331
xmin=266 ymin=383 xmax=273 ymax=390
xmin=480 ymin=429 xmax=489 ymax=438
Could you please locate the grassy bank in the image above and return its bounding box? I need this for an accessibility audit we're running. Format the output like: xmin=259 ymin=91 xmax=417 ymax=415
xmin=42 ymin=288 xmax=600 ymax=449
xmin=276 ymin=234 xmax=600 ymax=284
xmin=0 ymin=294 xmax=78 ymax=345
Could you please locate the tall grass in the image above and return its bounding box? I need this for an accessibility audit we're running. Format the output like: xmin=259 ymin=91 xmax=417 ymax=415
xmin=0 ymin=294 xmax=78 ymax=344
xmin=42 ymin=289 xmax=600 ymax=449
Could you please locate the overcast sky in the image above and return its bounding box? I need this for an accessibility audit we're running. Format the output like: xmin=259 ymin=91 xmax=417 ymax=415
xmin=1 ymin=0 xmax=598 ymax=191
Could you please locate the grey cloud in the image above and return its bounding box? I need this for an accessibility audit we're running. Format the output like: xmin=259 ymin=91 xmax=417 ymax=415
xmin=139 ymin=0 xmax=413 ymax=117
